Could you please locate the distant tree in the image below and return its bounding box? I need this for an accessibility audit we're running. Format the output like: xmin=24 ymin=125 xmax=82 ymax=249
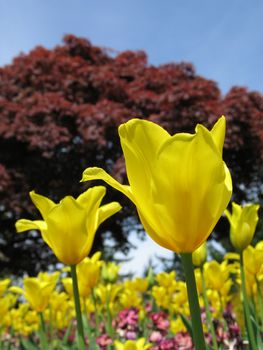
xmin=0 ymin=35 xmax=262 ymax=275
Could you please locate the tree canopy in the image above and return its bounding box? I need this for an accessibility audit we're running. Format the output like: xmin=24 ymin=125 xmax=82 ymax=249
xmin=0 ymin=35 xmax=262 ymax=275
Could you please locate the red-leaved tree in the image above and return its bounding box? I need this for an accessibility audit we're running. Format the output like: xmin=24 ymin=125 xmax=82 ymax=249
xmin=0 ymin=35 xmax=262 ymax=275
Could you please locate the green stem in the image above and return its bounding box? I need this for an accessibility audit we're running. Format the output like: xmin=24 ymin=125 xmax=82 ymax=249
xmin=105 ymin=287 xmax=114 ymax=338
xmin=181 ymin=253 xmax=206 ymax=350
xmin=91 ymin=288 xmax=99 ymax=336
xmin=219 ymin=294 xmax=228 ymax=332
xmin=256 ymin=279 xmax=263 ymax=331
xmin=83 ymin=297 xmax=88 ymax=318
xmin=200 ymin=267 xmax=218 ymax=350
xmin=39 ymin=312 xmax=49 ymax=350
xmin=70 ymin=264 xmax=86 ymax=350
xmin=48 ymin=304 xmax=54 ymax=343
xmin=240 ymin=252 xmax=257 ymax=350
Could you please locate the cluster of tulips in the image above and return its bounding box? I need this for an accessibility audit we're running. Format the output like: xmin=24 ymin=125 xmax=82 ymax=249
xmin=0 ymin=116 xmax=262 ymax=350
xmin=1 ymin=237 xmax=263 ymax=350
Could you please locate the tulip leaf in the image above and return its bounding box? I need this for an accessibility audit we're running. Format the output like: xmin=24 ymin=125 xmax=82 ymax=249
xmin=61 ymin=321 xmax=73 ymax=345
xmin=180 ymin=313 xmax=193 ymax=338
xmin=20 ymin=338 xmax=39 ymax=350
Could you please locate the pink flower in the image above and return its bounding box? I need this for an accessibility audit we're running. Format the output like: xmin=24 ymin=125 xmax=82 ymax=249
xmin=149 ymin=331 xmax=163 ymax=342
xmin=174 ymin=333 xmax=193 ymax=349
xmin=151 ymin=312 xmax=170 ymax=331
xmin=96 ymin=334 xmax=113 ymax=349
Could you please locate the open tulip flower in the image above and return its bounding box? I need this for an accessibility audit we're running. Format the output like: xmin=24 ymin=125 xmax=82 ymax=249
xmin=15 ymin=186 xmax=121 ymax=265
xmin=82 ymin=116 xmax=232 ymax=253
xmin=225 ymin=202 xmax=260 ymax=252
xmin=62 ymin=254 xmax=102 ymax=298
xmin=16 ymin=187 xmax=121 ymax=350
xmin=77 ymin=252 xmax=102 ymax=290
xmin=10 ymin=274 xmax=58 ymax=313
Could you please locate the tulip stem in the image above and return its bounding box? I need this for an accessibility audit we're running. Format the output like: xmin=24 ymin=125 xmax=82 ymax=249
xmin=39 ymin=312 xmax=48 ymax=350
xmin=70 ymin=264 xmax=86 ymax=350
xmin=105 ymin=288 xmax=114 ymax=337
xmin=181 ymin=253 xmax=206 ymax=350
xmin=256 ymin=279 xmax=263 ymax=332
xmin=200 ymin=267 xmax=218 ymax=350
xmin=91 ymin=288 xmax=99 ymax=336
xmin=240 ymin=252 xmax=257 ymax=350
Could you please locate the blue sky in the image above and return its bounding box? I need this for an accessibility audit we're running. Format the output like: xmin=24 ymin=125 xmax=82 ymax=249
xmin=1 ymin=0 xmax=262 ymax=274
xmin=1 ymin=0 xmax=263 ymax=94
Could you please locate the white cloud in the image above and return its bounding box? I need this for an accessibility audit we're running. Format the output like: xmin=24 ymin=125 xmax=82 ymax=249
xmin=115 ymin=231 xmax=173 ymax=276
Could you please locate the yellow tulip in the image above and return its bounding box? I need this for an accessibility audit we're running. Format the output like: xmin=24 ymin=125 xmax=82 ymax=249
xmin=156 ymin=271 xmax=177 ymax=291
xmin=82 ymin=117 xmax=232 ymax=253
xmin=243 ymin=244 xmax=263 ymax=280
xmin=8 ymin=304 xmax=39 ymax=336
xmin=225 ymin=202 xmax=260 ymax=252
xmin=95 ymin=283 xmax=122 ymax=312
xmin=0 ymin=278 xmax=11 ymax=297
xmin=192 ymin=242 xmax=207 ymax=267
xmin=101 ymin=261 xmax=120 ymax=283
xmin=46 ymin=291 xmax=74 ymax=329
xmin=114 ymin=338 xmax=151 ymax=350
xmin=62 ymin=254 xmax=102 ymax=298
xmin=194 ymin=268 xmax=203 ymax=294
xmin=10 ymin=275 xmax=58 ymax=312
xmin=15 ymin=186 xmax=121 ymax=265
xmin=170 ymin=317 xmax=187 ymax=334
xmin=120 ymin=289 xmax=142 ymax=309
xmin=124 ymin=277 xmax=149 ymax=293
xmin=77 ymin=253 xmax=102 ymax=290
xmin=152 ymin=285 xmax=172 ymax=310
xmin=62 ymin=277 xmax=73 ymax=297
xmin=172 ymin=281 xmax=189 ymax=313
xmin=204 ymin=260 xmax=232 ymax=296
xmin=0 ymin=294 xmax=15 ymax=320
xmin=38 ymin=271 xmax=60 ymax=284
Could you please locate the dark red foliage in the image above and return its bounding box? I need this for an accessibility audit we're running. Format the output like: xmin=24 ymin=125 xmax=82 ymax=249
xmin=0 ymin=35 xmax=262 ymax=274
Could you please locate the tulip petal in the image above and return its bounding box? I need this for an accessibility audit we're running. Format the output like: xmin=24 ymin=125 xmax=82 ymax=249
xmin=15 ymin=219 xmax=47 ymax=232
xmin=76 ymin=187 xmax=107 ymax=254
xmin=137 ymin=209 xmax=180 ymax=251
xmin=118 ymin=118 xmax=170 ymax=200
xmin=77 ymin=186 xmax=106 ymax=212
xmin=118 ymin=119 xmax=176 ymax=244
xmin=81 ymin=167 xmax=134 ymax=202
xmin=210 ymin=116 xmax=226 ymax=155
xmin=98 ymin=202 xmax=122 ymax=227
xmin=224 ymin=209 xmax=231 ymax=223
xmin=148 ymin=124 xmax=231 ymax=251
xmin=91 ymin=251 xmax=102 ymax=262
xmin=44 ymin=197 xmax=88 ymax=265
xmin=9 ymin=286 xmax=24 ymax=294
xmin=30 ymin=191 xmax=56 ymax=220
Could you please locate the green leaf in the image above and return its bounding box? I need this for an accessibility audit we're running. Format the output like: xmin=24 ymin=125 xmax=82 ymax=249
xmin=180 ymin=313 xmax=193 ymax=338
xmin=62 ymin=322 xmax=74 ymax=346
xmin=20 ymin=338 xmax=40 ymax=350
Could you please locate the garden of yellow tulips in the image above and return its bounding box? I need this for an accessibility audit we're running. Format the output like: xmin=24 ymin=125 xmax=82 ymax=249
xmin=1 ymin=242 xmax=263 ymax=350
xmin=1 ymin=117 xmax=262 ymax=350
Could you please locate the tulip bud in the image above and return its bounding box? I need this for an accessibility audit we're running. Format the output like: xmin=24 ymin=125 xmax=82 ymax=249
xmin=102 ymin=262 xmax=120 ymax=283
xmin=225 ymin=202 xmax=260 ymax=252
xmin=192 ymin=242 xmax=207 ymax=267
